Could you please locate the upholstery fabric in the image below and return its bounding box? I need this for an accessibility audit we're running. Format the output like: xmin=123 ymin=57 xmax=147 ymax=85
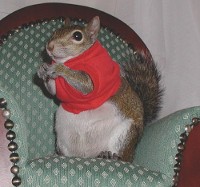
xmin=135 ymin=106 xmax=200 ymax=179
xmin=0 ymin=19 xmax=171 ymax=186
xmin=22 ymin=156 xmax=168 ymax=187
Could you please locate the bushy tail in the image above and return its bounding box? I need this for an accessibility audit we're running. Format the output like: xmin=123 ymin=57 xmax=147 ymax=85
xmin=121 ymin=53 xmax=163 ymax=124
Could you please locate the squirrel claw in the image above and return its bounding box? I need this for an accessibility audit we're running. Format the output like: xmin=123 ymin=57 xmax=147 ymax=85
xmin=37 ymin=63 xmax=49 ymax=80
xmin=97 ymin=151 xmax=121 ymax=160
xmin=46 ymin=69 xmax=57 ymax=79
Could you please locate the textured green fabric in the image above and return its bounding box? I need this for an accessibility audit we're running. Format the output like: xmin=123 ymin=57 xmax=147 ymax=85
xmin=0 ymin=20 xmax=60 ymax=161
xmin=0 ymin=19 xmax=172 ymax=186
xmin=135 ymin=106 xmax=200 ymax=180
xmin=21 ymin=156 xmax=169 ymax=187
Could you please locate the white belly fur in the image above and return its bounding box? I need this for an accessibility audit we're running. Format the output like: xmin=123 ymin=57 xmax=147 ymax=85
xmin=55 ymin=101 xmax=133 ymax=158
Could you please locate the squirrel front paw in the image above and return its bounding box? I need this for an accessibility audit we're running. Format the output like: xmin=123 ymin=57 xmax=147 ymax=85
xmin=37 ymin=63 xmax=50 ymax=80
xmin=37 ymin=63 xmax=66 ymax=80
xmin=45 ymin=63 xmax=70 ymax=79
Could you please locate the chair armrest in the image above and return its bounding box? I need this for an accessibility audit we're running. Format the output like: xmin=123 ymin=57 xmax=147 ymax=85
xmin=134 ymin=106 xmax=200 ymax=179
xmin=0 ymin=109 xmax=13 ymax=186
xmin=0 ymin=89 xmax=29 ymax=166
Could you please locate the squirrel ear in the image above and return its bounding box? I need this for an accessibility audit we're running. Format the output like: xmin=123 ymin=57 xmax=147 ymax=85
xmin=64 ymin=17 xmax=71 ymax=26
xmin=86 ymin=16 xmax=100 ymax=43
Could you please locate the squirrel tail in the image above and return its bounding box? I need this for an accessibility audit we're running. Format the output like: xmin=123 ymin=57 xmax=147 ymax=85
xmin=121 ymin=53 xmax=163 ymax=124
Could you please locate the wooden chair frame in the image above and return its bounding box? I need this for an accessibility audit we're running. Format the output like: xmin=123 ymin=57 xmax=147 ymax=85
xmin=0 ymin=3 xmax=151 ymax=58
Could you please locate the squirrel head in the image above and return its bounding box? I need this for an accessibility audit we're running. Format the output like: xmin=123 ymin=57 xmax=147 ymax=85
xmin=46 ymin=16 xmax=100 ymax=63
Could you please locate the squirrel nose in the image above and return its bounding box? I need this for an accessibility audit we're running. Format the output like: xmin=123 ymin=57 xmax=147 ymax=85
xmin=47 ymin=41 xmax=54 ymax=51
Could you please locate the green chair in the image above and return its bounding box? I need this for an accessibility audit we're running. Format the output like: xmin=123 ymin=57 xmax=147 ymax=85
xmin=0 ymin=3 xmax=199 ymax=187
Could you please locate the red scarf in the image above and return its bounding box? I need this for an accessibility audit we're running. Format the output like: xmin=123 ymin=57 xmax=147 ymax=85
xmin=55 ymin=41 xmax=121 ymax=113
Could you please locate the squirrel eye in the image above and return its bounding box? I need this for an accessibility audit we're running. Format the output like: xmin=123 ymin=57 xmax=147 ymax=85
xmin=72 ymin=31 xmax=83 ymax=41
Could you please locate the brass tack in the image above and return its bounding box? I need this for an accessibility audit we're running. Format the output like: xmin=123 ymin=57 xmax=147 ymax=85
xmin=12 ymin=175 xmax=21 ymax=186
xmin=185 ymin=124 xmax=193 ymax=133
xmin=174 ymin=163 xmax=181 ymax=172
xmin=10 ymin=153 xmax=20 ymax=163
xmin=192 ymin=117 xmax=200 ymax=124
xmin=11 ymin=165 xmax=19 ymax=174
xmin=177 ymin=143 xmax=184 ymax=151
xmin=3 ymin=109 xmax=11 ymax=118
xmin=4 ymin=119 xmax=14 ymax=129
xmin=0 ymin=98 xmax=7 ymax=108
xmin=8 ymin=141 xmax=18 ymax=152
xmin=179 ymin=132 xmax=187 ymax=142
xmin=175 ymin=152 xmax=182 ymax=162
xmin=6 ymin=130 xmax=16 ymax=140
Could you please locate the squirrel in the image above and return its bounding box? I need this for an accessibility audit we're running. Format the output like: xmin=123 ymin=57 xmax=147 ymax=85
xmin=37 ymin=16 xmax=163 ymax=162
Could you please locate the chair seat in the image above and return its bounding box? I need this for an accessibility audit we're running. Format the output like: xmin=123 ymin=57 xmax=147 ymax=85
xmin=22 ymin=156 xmax=169 ymax=187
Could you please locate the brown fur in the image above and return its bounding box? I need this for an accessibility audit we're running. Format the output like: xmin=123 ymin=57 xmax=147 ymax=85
xmin=121 ymin=59 xmax=163 ymax=124
xmin=110 ymin=78 xmax=143 ymax=161
xmin=54 ymin=64 xmax=93 ymax=94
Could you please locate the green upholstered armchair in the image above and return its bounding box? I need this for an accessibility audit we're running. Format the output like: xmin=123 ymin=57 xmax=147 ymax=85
xmin=0 ymin=3 xmax=200 ymax=187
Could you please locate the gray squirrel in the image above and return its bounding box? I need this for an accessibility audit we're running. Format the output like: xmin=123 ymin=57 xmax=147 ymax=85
xmin=37 ymin=16 xmax=162 ymax=162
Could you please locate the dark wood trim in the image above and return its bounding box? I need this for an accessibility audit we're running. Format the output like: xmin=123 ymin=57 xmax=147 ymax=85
xmin=0 ymin=3 xmax=151 ymax=57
